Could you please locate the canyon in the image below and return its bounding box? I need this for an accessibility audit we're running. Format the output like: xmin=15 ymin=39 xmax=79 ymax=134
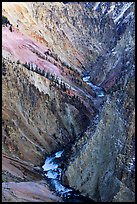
xmin=2 ymin=2 xmax=135 ymax=202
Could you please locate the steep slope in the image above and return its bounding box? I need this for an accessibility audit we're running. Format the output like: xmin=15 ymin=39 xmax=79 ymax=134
xmin=2 ymin=2 xmax=135 ymax=202
xmin=2 ymin=56 xmax=93 ymax=163
xmin=61 ymin=2 xmax=135 ymax=202
xmin=2 ymin=3 xmax=96 ymax=202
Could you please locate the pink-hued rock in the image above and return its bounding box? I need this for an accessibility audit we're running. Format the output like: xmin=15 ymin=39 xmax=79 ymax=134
xmin=102 ymin=75 xmax=117 ymax=92
xmin=2 ymin=26 xmax=61 ymax=75
xmin=2 ymin=181 xmax=62 ymax=202
xmin=2 ymin=153 xmax=62 ymax=202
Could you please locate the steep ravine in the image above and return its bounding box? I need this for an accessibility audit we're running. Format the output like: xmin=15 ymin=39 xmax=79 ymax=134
xmin=2 ymin=2 xmax=135 ymax=202
xmin=2 ymin=57 xmax=93 ymax=165
xmin=40 ymin=75 xmax=106 ymax=202
xmin=2 ymin=54 xmax=95 ymax=201
xmin=41 ymin=150 xmax=94 ymax=202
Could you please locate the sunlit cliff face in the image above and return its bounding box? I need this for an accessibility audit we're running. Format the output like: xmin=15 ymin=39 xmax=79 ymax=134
xmin=2 ymin=2 xmax=135 ymax=202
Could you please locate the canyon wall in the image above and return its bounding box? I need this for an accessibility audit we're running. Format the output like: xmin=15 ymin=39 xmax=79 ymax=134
xmin=2 ymin=2 xmax=135 ymax=202
xmin=61 ymin=3 xmax=135 ymax=202
xmin=2 ymin=57 xmax=92 ymax=165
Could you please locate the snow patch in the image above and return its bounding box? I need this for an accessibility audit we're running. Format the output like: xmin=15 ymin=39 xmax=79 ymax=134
xmin=108 ymin=4 xmax=115 ymax=14
xmin=123 ymin=11 xmax=134 ymax=23
xmin=114 ymin=2 xmax=133 ymax=24
xmin=93 ymin=2 xmax=100 ymax=11
xmin=128 ymin=156 xmax=135 ymax=173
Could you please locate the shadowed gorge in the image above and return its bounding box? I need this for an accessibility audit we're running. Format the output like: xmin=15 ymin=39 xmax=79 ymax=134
xmin=2 ymin=2 xmax=135 ymax=202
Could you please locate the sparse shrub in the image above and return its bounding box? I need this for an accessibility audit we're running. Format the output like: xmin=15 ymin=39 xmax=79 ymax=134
xmin=2 ymin=15 xmax=10 ymax=25
xmin=17 ymin=60 xmax=20 ymax=64
xmin=22 ymin=62 xmax=30 ymax=69
xmin=9 ymin=25 xmax=13 ymax=32
xmin=42 ymin=69 xmax=45 ymax=76
xmin=62 ymin=61 xmax=67 ymax=67
xmin=61 ymin=82 xmax=67 ymax=92
xmin=46 ymin=72 xmax=50 ymax=79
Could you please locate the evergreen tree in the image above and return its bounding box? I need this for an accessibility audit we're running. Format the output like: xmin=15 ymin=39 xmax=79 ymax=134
xmin=17 ymin=60 xmax=20 ymax=64
xmin=42 ymin=69 xmax=45 ymax=76
xmin=62 ymin=82 xmax=66 ymax=92
xmin=9 ymin=25 xmax=13 ymax=32
xmin=46 ymin=72 xmax=49 ymax=79
xmin=35 ymin=65 xmax=38 ymax=73
xmin=2 ymin=16 xmax=10 ymax=25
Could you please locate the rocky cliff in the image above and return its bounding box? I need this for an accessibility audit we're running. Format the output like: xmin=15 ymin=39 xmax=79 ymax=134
xmin=2 ymin=2 xmax=135 ymax=202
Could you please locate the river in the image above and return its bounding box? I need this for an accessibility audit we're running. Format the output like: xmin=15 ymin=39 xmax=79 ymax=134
xmin=41 ymin=73 xmax=105 ymax=202
xmin=42 ymin=149 xmax=94 ymax=202
xmin=82 ymin=74 xmax=105 ymax=97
